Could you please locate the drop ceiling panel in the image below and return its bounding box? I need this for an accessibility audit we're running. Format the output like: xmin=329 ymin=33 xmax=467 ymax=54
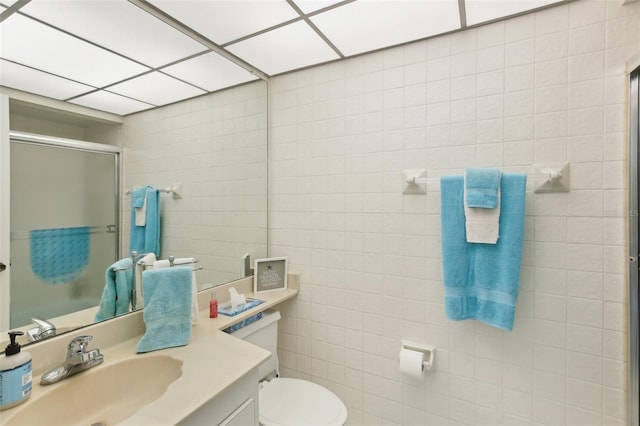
xmin=311 ymin=0 xmax=461 ymax=57
xmin=107 ymin=71 xmax=206 ymax=106
xmin=163 ymin=52 xmax=257 ymax=93
xmin=148 ymin=0 xmax=298 ymax=45
xmin=19 ymin=0 xmax=207 ymax=68
xmin=465 ymin=0 xmax=564 ymax=25
xmin=293 ymin=0 xmax=345 ymax=14
xmin=70 ymin=90 xmax=153 ymax=115
xmin=226 ymin=20 xmax=339 ymax=76
xmin=0 ymin=59 xmax=94 ymax=100
xmin=0 ymin=14 xmax=149 ymax=87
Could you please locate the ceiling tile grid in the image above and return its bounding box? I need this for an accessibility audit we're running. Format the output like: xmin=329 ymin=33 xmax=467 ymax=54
xmin=70 ymin=90 xmax=155 ymax=116
xmin=0 ymin=59 xmax=94 ymax=100
xmin=19 ymin=0 xmax=208 ymax=68
xmin=0 ymin=0 xmax=566 ymax=116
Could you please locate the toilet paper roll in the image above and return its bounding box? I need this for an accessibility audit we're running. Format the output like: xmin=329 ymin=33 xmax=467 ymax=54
xmin=399 ymin=348 xmax=425 ymax=378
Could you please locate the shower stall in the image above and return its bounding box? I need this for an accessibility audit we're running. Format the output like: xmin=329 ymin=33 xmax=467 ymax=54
xmin=629 ymin=66 xmax=639 ymax=426
xmin=6 ymin=131 xmax=120 ymax=329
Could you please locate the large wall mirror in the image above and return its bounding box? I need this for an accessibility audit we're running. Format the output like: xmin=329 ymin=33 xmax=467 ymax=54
xmin=0 ymin=80 xmax=268 ymax=350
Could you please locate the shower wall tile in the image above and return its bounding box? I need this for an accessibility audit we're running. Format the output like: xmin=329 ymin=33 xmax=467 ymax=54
xmin=269 ymin=1 xmax=640 ymax=424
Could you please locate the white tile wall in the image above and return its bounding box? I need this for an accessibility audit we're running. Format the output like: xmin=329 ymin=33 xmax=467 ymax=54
xmin=120 ymin=82 xmax=268 ymax=286
xmin=270 ymin=1 xmax=640 ymax=424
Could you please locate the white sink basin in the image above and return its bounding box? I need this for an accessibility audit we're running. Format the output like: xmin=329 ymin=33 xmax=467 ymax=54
xmin=4 ymin=355 xmax=183 ymax=426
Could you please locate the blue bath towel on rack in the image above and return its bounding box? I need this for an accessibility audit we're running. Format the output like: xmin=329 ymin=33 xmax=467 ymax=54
xmin=440 ymin=173 xmax=527 ymax=331
xmin=95 ymin=258 xmax=133 ymax=322
xmin=136 ymin=267 xmax=192 ymax=353
xmin=30 ymin=227 xmax=90 ymax=285
xmin=130 ymin=186 xmax=160 ymax=257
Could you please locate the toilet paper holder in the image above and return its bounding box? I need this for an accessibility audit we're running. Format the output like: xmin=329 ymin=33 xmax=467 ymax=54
xmin=401 ymin=340 xmax=436 ymax=371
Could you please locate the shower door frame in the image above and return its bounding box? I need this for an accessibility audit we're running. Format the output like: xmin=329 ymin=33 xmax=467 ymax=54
xmin=629 ymin=66 xmax=639 ymax=426
xmin=0 ymin=130 xmax=121 ymax=331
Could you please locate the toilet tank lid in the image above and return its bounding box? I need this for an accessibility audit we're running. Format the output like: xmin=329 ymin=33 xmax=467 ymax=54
xmin=259 ymin=378 xmax=347 ymax=426
xmin=228 ymin=309 xmax=280 ymax=339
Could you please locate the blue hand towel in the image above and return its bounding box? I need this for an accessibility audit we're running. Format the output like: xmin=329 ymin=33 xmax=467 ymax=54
xmin=30 ymin=227 xmax=90 ymax=285
xmin=136 ymin=267 xmax=192 ymax=353
xmin=95 ymin=258 xmax=133 ymax=322
xmin=465 ymin=168 xmax=502 ymax=208
xmin=130 ymin=186 xmax=160 ymax=257
xmin=440 ymin=173 xmax=527 ymax=331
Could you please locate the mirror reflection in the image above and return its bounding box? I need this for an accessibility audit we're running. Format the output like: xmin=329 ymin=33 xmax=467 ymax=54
xmin=2 ymin=79 xmax=268 ymax=349
xmin=10 ymin=138 xmax=119 ymax=328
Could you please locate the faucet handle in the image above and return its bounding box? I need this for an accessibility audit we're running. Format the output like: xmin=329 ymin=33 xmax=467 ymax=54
xmin=32 ymin=317 xmax=56 ymax=331
xmin=67 ymin=335 xmax=93 ymax=357
xmin=27 ymin=317 xmax=57 ymax=341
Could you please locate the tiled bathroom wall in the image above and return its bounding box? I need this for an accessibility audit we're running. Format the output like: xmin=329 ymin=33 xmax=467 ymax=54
xmin=121 ymin=81 xmax=268 ymax=286
xmin=269 ymin=1 xmax=640 ymax=424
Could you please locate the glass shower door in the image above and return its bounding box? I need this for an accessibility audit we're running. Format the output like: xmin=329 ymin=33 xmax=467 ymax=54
xmin=9 ymin=137 xmax=119 ymax=328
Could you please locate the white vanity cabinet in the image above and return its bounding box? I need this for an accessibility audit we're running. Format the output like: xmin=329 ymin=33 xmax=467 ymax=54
xmin=179 ymin=368 xmax=259 ymax=426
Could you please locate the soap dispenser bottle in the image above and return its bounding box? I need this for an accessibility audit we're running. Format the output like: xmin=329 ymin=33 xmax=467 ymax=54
xmin=0 ymin=331 xmax=32 ymax=410
xmin=209 ymin=290 xmax=218 ymax=318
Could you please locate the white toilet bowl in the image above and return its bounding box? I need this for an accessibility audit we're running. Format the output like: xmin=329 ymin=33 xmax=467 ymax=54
xmin=259 ymin=377 xmax=347 ymax=426
xmin=230 ymin=310 xmax=348 ymax=426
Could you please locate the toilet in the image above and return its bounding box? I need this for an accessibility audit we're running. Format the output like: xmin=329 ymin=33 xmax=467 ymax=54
xmin=230 ymin=310 xmax=348 ymax=426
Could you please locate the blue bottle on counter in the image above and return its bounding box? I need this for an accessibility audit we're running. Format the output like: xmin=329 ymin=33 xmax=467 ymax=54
xmin=0 ymin=331 xmax=32 ymax=410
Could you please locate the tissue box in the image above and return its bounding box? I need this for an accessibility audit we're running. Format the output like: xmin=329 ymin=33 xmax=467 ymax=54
xmin=218 ymin=298 xmax=263 ymax=316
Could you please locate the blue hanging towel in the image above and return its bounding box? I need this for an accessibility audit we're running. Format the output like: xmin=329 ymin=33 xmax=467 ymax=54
xmin=465 ymin=168 xmax=502 ymax=208
xmin=136 ymin=267 xmax=192 ymax=353
xmin=440 ymin=173 xmax=527 ymax=331
xmin=130 ymin=186 xmax=160 ymax=256
xmin=30 ymin=227 xmax=90 ymax=285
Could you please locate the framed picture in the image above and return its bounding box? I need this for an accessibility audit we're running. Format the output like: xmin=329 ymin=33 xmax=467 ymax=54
xmin=254 ymin=257 xmax=287 ymax=294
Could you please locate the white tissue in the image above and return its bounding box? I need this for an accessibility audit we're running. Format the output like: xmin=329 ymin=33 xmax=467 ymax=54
xmin=229 ymin=287 xmax=246 ymax=309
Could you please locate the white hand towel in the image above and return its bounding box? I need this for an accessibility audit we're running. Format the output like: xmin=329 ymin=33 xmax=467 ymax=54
xmin=135 ymin=188 xmax=149 ymax=226
xmin=153 ymin=257 xmax=200 ymax=324
xmin=464 ymin=185 xmax=501 ymax=244
xmin=134 ymin=253 xmax=156 ymax=310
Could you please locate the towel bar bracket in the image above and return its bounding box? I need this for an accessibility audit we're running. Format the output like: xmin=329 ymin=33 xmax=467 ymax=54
xmin=533 ymin=163 xmax=570 ymax=193
xmin=402 ymin=169 xmax=427 ymax=194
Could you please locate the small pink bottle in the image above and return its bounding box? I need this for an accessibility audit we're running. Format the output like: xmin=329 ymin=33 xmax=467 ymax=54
xmin=209 ymin=291 xmax=218 ymax=318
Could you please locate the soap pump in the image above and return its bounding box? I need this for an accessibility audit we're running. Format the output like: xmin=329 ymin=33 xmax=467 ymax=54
xmin=0 ymin=331 xmax=32 ymax=410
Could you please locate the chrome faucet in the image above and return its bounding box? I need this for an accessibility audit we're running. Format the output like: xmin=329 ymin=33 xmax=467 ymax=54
xmin=40 ymin=335 xmax=104 ymax=385
xmin=27 ymin=317 xmax=57 ymax=341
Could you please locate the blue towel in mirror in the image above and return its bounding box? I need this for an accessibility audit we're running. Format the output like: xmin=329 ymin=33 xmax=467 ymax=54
xmin=440 ymin=173 xmax=527 ymax=331
xmin=30 ymin=227 xmax=90 ymax=285
xmin=136 ymin=267 xmax=192 ymax=353
xmin=94 ymin=258 xmax=133 ymax=322
xmin=130 ymin=186 xmax=160 ymax=257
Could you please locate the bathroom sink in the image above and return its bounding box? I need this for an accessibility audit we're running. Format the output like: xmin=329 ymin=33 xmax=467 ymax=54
xmin=3 ymin=355 xmax=183 ymax=426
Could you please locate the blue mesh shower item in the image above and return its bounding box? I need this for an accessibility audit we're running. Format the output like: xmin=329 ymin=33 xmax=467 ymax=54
xmin=29 ymin=227 xmax=90 ymax=285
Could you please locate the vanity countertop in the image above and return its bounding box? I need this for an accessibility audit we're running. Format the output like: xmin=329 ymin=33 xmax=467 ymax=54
xmin=0 ymin=275 xmax=298 ymax=426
